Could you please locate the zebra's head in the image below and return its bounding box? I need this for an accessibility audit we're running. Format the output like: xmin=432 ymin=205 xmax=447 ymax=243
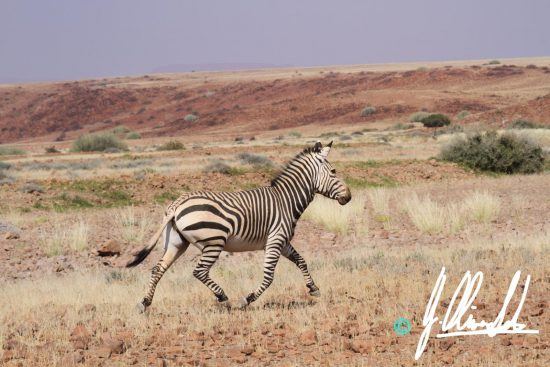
xmin=313 ymin=141 xmax=351 ymax=205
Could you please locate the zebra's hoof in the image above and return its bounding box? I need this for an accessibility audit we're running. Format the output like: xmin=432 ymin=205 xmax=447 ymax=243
xmin=136 ymin=302 xmax=147 ymax=314
xmin=309 ymin=289 xmax=321 ymax=297
xmin=237 ymin=297 xmax=249 ymax=309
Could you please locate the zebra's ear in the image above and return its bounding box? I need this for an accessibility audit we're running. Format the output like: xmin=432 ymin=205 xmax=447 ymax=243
xmin=320 ymin=141 xmax=332 ymax=158
xmin=313 ymin=141 xmax=323 ymax=152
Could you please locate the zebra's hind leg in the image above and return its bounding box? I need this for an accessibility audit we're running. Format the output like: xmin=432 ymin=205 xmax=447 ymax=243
xmin=192 ymin=241 xmax=229 ymax=303
xmin=282 ymin=243 xmax=320 ymax=297
xmin=138 ymin=222 xmax=189 ymax=313
xmin=240 ymin=243 xmax=282 ymax=308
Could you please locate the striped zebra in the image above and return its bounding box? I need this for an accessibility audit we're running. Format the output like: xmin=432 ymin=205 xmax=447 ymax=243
xmin=127 ymin=141 xmax=351 ymax=312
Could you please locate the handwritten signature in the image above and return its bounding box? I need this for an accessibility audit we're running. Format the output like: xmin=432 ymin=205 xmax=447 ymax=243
xmin=415 ymin=267 xmax=539 ymax=360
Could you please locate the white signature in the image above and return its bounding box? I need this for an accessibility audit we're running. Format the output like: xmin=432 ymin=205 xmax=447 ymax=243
xmin=415 ymin=267 xmax=539 ymax=360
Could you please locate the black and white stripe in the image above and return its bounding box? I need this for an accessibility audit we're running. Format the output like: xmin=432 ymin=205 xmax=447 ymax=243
xmin=128 ymin=141 xmax=351 ymax=312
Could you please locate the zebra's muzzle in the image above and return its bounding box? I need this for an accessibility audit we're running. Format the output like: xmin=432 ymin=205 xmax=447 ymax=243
xmin=337 ymin=189 xmax=352 ymax=205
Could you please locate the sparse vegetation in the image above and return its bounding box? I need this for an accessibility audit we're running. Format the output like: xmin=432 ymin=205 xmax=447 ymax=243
xmin=157 ymin=140 xmax=185 ymax=151
xmin=462 ymin=191 xmax=500 ymax=223
xmin=0 ymin=146 xmax=25 ymax=156
xmin=420 ymin=113 xmax=451 ymax=128
xmin=288 ymin=131 xmax=302 ymax=138
xmin=237 ymin=153 xmax=273 ymax=167
xmin=508 ymin=119 xmax=546 ymax=129
xmin=184 ymin=114 xmax=199 ymax=122
xmin=456 ymin=110 xmax=469 ymax=120
xmin=112 ymin=125 xmax=130 ymax=134
xmin=71 ymin=133 xmax=128 ymax=152
xmin=488 ymin=60 xmax=501 ymax=65
xmin=440 ymin=131 xmax=544 ymax=174
xmin=40 ymin=218 xmax=89 ymax=256
xmin=409 ymin=111 xmax=431 ymax=122
xmin=45 ymin=146 xmax=61 ymax=154
xmin=203 ymin=160 xmax=244 ymax=175
xmin=126 ymin=131 xmax=141 ymax=139
xmin=113 ymin=206 xmax=151 ymax=245
xmin=360 ymin=106 xmax=376 ymax=117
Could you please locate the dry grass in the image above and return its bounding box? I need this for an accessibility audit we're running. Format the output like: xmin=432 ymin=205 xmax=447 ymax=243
xmin=1 ymin=230 xmax=547 ymax=365
xmin=402 ymin=190 xmax=502 ymax=234
xmin=462 ymin=191 xmax=501 ymax=223
xmin=39 ymin=218 xmax=89 ymax=256
xmin=302 ymin=192 xmax=367 ymax=234
xmin=112 ymin=206 xmax=152 ymax=245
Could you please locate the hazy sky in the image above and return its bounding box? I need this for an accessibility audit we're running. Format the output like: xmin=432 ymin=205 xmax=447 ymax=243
xmin=1 ymin=0 xmax=549 ymax=82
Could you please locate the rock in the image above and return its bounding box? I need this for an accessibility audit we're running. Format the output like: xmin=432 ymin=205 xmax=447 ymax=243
xmin=97 ymin=240 xmax=121 ymax=256
xmin=102 ymin=337 xmax=125 ymax=355
xmin=349 ymin=339 xmax=374 ymax=354
xmin=95 ymin=346 xmax=112 ymax=359
xmin=240 ymin=345 xmax=255 ymax=355
xmin=4 ymin=232 xmax=19 ymax=240
xmin=61 ymin=351 xmax=84 ymax=365
xmin=70 ymin=324 xmax=91 ymax=350
xmin=299 ymin=329 xmax=317 ymax=346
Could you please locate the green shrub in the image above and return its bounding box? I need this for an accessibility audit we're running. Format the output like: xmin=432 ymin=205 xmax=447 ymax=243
xmin=71 ymin=133 xmax=128 ymax=152
xmin=409 ymin=111 xmax=431 ymax=122
xmin=237 ymin=153 xmax=273 ymax=167
xmin=360 ymin=106 xmax=376 ymax=117
xmin=488 ymin=60 xmax=501 ymax=65
xmin=0 ymin=146 xmax=25 ymax=156
xmin=184 ymin=114 xmax=199 ymax=122
xmin=112 ymin=125 xmax=130 ymax=134
xmin=45 ymin=146 xmax=61 ymax=153
xmin=456 ymin=110 xmax=469 ymax=120
xmin=440 ymin=131 xmax=544 ymax=174
xmin=288 ymin=131 xmax=302 ymax=138
xmin=508 ymin=119 xmax=545 ymax=129
xmin=421 ymin=114 xmax=451 ymax=128
xmin=126 ymin=131 xmax=141 ymax=139
xmin=157 ymin=140 xmax=184 ymax=151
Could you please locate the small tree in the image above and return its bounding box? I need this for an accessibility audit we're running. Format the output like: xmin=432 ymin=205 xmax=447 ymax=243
xmin=360 ymin=106 xmax=376 ymax=117
xmin=184 ymin=114 xmax=199 ymax=122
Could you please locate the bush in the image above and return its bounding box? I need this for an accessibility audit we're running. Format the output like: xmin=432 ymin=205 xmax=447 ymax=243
xmin=409 ymin=111 xmax=431 ymax=122
xmin=112 ymin=125 xmax=130 ymax=134
xmin=456 ymin=110 xmax=469 ymax=120
xmin=72 ymin=133 xmax=128 ymax=152
xmin=420 ymin=114 xmax=451 ymax=128
xmin=157 ymin=140 xmax=184 ymax=151
xmin=0 ymin=146 xmax=25 ymax=156
xmin=237 ymin=153 xmax=273 ymax=167
xmin=0 ymin=161 xmax=11 ymax=170
xmin=184 ymin=114 xmax=199 ymax=122
xmin=360 ymin=106 xmax=376 ymax=117
xmin=126 ymin=132 xmax=141 ymax=139
xmin=440 ymin=131 xmax=544 ymax=174
xmin=45 ymin=146 xmax=61 ymax=153
xmin=203 ymin=161 xmax=232 ymax=174
xmin=488 ymin=60 xmax=501 ymax=65
xmin=508 ymin=119 xmax=543 ymax=129
xmin=288 ymin=131 xmax=302 ymax=138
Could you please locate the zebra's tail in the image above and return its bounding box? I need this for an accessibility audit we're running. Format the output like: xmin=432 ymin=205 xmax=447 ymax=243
xmin=125 ymin=215 xmax=173 ymax=267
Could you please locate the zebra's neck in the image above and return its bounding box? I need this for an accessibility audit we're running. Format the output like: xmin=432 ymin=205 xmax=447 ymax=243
xmin=271 ymin=155 xmax=318 ymax=220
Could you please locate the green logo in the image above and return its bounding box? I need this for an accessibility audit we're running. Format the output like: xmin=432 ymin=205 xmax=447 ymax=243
xmin=393 ymin=317 xmax=412 ymax=336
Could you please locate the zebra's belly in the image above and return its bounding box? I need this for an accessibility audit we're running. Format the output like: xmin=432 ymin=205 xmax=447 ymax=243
xmin=224 ymin=236 xmax=266 ymax=252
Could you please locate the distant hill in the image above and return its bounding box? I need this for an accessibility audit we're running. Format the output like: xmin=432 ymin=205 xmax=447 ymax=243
xmin=152 ymin=62 xmax=292 ymax=73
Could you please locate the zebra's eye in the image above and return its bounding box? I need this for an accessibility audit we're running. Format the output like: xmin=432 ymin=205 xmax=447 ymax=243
xmin=330 ymin=168 xmax=336 ymax=174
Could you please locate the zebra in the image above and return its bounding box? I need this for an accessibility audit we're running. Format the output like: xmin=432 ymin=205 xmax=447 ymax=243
xmin=127 ymin=141 xmax=351 ymax=312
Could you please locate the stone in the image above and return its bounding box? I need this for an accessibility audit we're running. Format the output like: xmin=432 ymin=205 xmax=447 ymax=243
xmin=97 ymin=239 xmax=122 ymax=256
xmin=299 ymin=329 xmax=317 ymax=346
xmin=4 ymin=232 xmax=19 ymax=240
xmin=70 ymin=324 xmax=91 ymax=350
xmin=240 ymin=345 xmax=255 ymax=355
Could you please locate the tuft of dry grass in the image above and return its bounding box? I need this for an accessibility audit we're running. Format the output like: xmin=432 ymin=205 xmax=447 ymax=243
xmin=403 ymin=193 xmax=446 ymax=234
xmin=113 ymin=206 xmax=151 ymax=244
xmin=302 ymin=192 xmax=367 ymax=234
xmin=39 ymin=218 xmax=89 ymax=256
xmin=462 ymin=191 xmax=501 ymax=223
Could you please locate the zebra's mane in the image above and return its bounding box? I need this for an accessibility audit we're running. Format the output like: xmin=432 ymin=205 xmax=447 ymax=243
xmin=270 ymin=146 xmax=318 ymax=186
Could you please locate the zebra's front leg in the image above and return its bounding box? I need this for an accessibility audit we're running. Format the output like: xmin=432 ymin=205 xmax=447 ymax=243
xmin=192 ymin=242 xmax=229 ymax=303
xmin=282 ymin=242 xmax=320 ymax=297
xmin=240 ymin=243 xmax=282 ymax=307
